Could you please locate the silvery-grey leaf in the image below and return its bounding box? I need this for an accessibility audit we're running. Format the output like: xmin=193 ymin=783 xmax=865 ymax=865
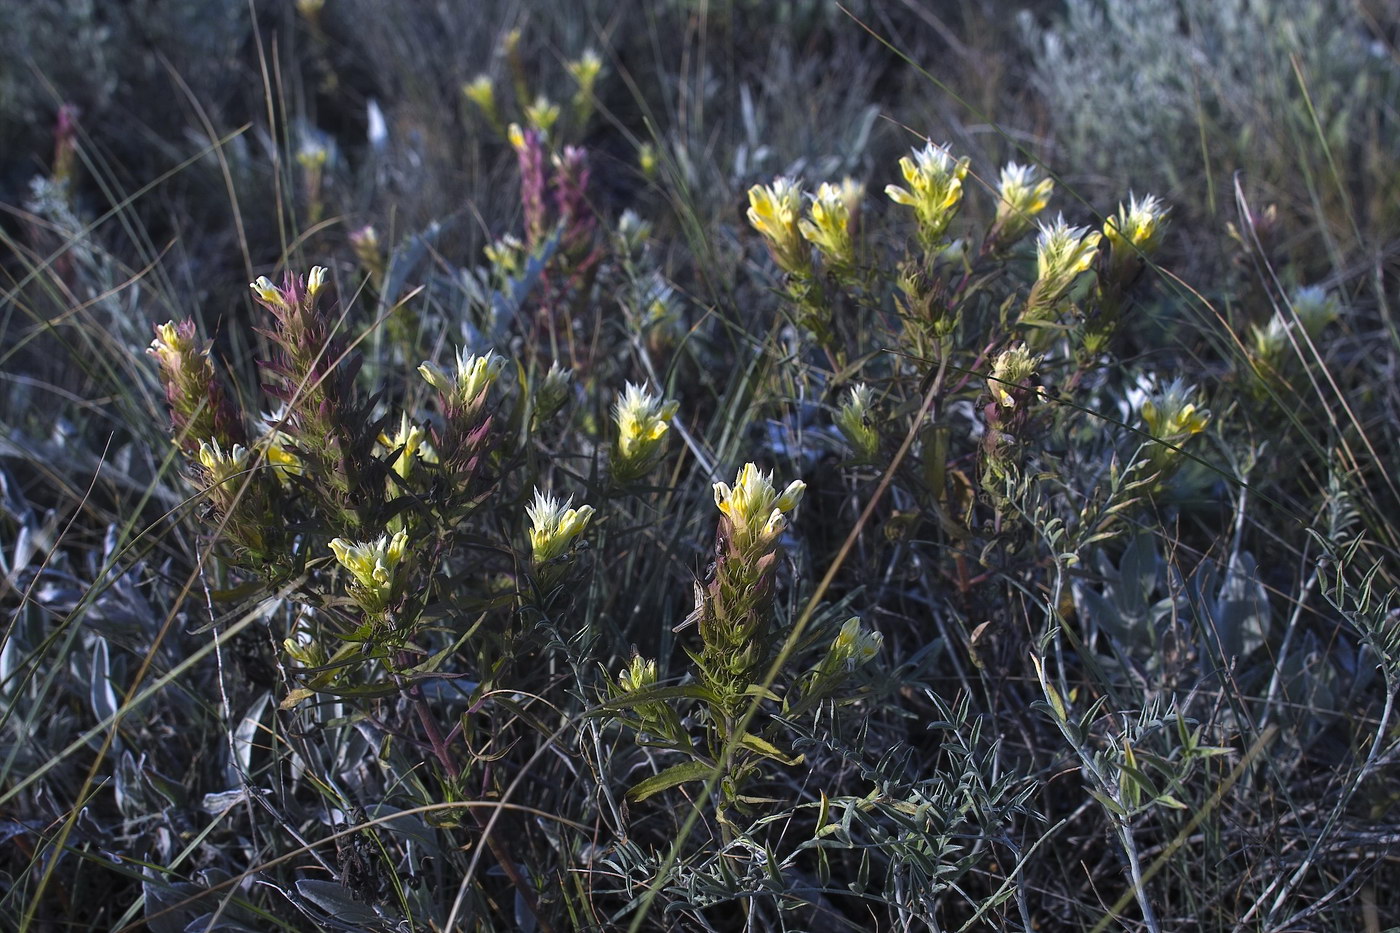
xmin=228 ymin=692 xmax=271 ymax=785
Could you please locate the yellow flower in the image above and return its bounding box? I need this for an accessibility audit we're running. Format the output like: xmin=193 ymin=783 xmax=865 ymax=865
xmin=637 ymin=142 xmax=658 ymax=179
xmin=524 ymin=95 xmax=560 ymax=135
xmin=525 ymin=489 xmax=595 ymax=564
xmin=1104 ymin=193 xmax=1169 ymax=255
xmin=613 ymin=382 xmax=678 ymax=468
xmin=197 ymin=438 xmax=251 ymax=487
xmin=258 ymin=409 xmax=303 ymax=482
xmin=146 ymin=320 xmax=197 ymax=369
xmin=994 ymin=162 xmax=1054 ymax=240
xmin=249 ymin=276 xmax=287 ymax=309
xmin=463 ymin=75 xmax=496 ymax=117
xmin=1249 ymin=314 xmax=1291 ymax=363
xmin=1037 ymin=215 xmax=1102 ymax=284
xmin=1029 ymin=215 xmax=1103 ymax=311
xmin=377 ymin=412 xmax=434 ymax=480
xmin=834 ymin=384 xmax=879 ymax=460
xmin=1140 ymin=380 xmax=1209 ymax=439
xmin=306 ymin=265 xmax=328 ymax=298
xmin=566 ymin=48 xmax=603 ymax=92
xmin=1290 ymin=285 xmax=1339 ymax=338
xmin=885 ymin=142 xmax=969 ymax=246
xmin=265 ymin=441 xmax=302 ymax=480
xmin=296 ymin=143 xmax=328 ymax=172
xmin=328 ymin=531 xmax=409 ymax=611
xmin=988 ymin=344 xmax=1042 ymax=408
xmin=712 ymin=462 xmax=805 ymax=553
xmin=484 ymin=234 xmax=525 ymax=277
xmin=830 ymin=617 xmax=882 ymax=667
xmin=617 ymin=655 xmax=657 ymax=694
xmin=418 ymin=347 xmax=507 ymax=407
xmin=536 ymin=361 xmax=573 ymax=419
xmin=507 ymin=122 xmax=526 ymax=153
xmin=747 ymin=177 xmax=809 ymax=276
xmin=799 ymin=178 xmax=864 ymax=268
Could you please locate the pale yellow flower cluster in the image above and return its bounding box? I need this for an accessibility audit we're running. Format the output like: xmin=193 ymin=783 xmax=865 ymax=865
xmin=566 ymin=49 xmax=603 ymax=94
xmin=799 ymin=179 xmax=864 ymax=268
xmin=886 ymin=142 xmax=970 ymax=246
xmin=418 ymin=347 xmax=507 ymax=408
xmin=377 ymin=413 xmax=437 ymax=481
xmin=613 ymin=382 xmax=678 ymax=469
xmin=1104 ymin=194 xmax=1169 ymax=255
xmin=146 ymin=321 xmax=197 ymax=370
xmin=1141 ymin=380 xmax=1210 ymax=439
xmin=988 ymin=344 xmax=1043 ymax=408
xmin=197 ymin=438 xmax=250 ymax=487
xmin=828 ymin=617 xmax=883 ymax=668
xmin=994 ymin=163 xmax=1054 ymax=241
xmin=524 ymin=96 xmax=560 ymax=135
xmin=712 ymin=462 xmax=805 ymax=554
xmin=328 ymin=531 xmax=409 ymax=612
xmin=746 ymin=177 xmax=809 ymax=276
xmin=525 ymin=489 xmax=595 ymax=565
xmin=1032 ymin=215 xmax=1103 ymax=309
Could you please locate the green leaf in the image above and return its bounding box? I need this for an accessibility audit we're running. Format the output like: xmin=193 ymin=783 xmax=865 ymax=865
xmin=1087 ymin=788 xmax=1128 ymax=819
xmin=626 ymin=759 xmax=716 ymax=802
xmin=742 ymin=683 xmax=784 ymax=703
xmin=738 ymin=732 xmax=804 ymax=766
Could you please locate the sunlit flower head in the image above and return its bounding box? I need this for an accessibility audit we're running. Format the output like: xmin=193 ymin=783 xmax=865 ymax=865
xmin=1104 ymin=193 xmax=1169 ymax=256
xmin=1140 ymin=379 xmax=1210 ymax=439
xmin=197 ymin=438 xmax=251 ymax=487
xmin=463 ymin=75 xmax=496 ymax=116
xmin=713 ymin=462 xmax=805 ymax=553
xmin=306 ymin=265 xmax=328 ymax=298
xmin=831 ymin=617 xmax=882 ymax=667
xmin=524 ymin=95 xmax=560 ymax=135
xmin=799 ymin=178 xmax=864 ymax=268
xmin=535 ymin=361 xmax=573 ymax=419
xmin=525 ymin=489 xmax=595 ymax=565
xmin=747 ymin=176 xmax=810 ymax=276
xmin=1037 ymin=215 xmax=1102 ymax=283
xmin=418 ymin=347 xmax=507 ymax=408
xmin=988 ymin=344 xmax=1042 ymax=408
xmin=1290 ymin=284 xmax=1340 ymax=338
xmin=612 ymin=382 xmax=678 ymax=469
xmin=1030 ymin=215 xmax=1103 ymax=310
xmin=249 ymin=276 xmax=287 ymax=310
xmin=994 ymin=162 xmax=1054 ymax=238
xmin=885 ymin=142 xmax=969 ymax=245
xmin=259 ymin=409 xmax=303 ymax=482
xmin=507 ymin=122 xmax=527 ymax=152
xmin=146 ymin=320 xmax=199 ymax=370
xmin=378 ymin=412 xmax=435 ymax=480
xmin=566 ymin=48 xmax=603 ymax=91
xmin=637 ymin=142 xmax=658 ymax=179
xmin=328 ymin=531 xmax=410 ymax=612
xmin=484 ymin=234 xmax=525 ymax=277
xmin=617 ymin=654 xmax=657 ymax=694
